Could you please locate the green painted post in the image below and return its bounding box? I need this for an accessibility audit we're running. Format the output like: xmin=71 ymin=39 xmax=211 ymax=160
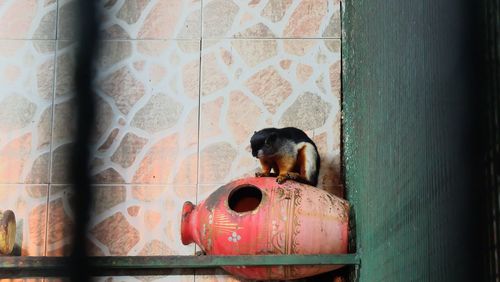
xmin=343 ymin=0 xmax=482 ymax=281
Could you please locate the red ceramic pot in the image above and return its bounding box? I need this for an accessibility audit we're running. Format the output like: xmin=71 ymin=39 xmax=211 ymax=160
xmin=181 ymin=177 xmax=349 ymax=280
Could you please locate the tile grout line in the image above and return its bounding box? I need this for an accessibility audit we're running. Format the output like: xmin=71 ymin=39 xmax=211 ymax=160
xmin=44 ymin=185 xmax=51 ymax=257
xmin=339 ymin=1 xmax=345 ymax=199
xmin=0 ymin=37 xmax=342 ymax=42
xmin=0 ymin=37 xmax=341 ymax=41
xmin=196 ymin=0 xmax=204 ymax=209
xmin=0 ymin=183 xmax=344 ymax=187
xmin=44 ymin=0 xmax=60 ymax=257
xmin=194 ymin=1 xmax=204 ymax=279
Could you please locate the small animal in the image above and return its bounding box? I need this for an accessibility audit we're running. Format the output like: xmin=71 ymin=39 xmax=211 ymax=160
xmin=250 ymin=127 xmax=320 ymax=186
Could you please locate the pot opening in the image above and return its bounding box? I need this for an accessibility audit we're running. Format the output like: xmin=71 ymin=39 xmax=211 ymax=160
xmin=228 ymin=185 xmax=262 ymax=213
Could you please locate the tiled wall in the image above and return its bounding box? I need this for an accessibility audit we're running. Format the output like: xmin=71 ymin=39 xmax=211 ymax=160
xmin=0 ymin=0 xmax=341 ymax=281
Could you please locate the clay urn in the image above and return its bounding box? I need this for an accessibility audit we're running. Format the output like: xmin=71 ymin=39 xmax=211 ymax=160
xmin=181 ymin=177 xmax=349 ymax=280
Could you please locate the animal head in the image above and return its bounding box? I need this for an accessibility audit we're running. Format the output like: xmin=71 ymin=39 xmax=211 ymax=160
xmin=250 ymin=129 xmax=279 ymax=158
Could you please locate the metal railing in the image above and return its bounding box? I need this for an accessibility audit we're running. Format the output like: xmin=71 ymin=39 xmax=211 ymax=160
xmin=0 ymin=255 xmax=360 ymax=278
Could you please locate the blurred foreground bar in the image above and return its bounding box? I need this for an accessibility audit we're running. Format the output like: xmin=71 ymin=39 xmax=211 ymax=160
xmin=0 ymin=254 xmax=359 ymax=278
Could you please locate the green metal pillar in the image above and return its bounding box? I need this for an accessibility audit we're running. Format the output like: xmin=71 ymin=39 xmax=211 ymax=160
xmin=342 ymin=0 xmax=483 ymax=281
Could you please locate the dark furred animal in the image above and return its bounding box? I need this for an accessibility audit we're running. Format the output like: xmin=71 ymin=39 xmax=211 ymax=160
xmin=250 ymin=127 xmax=320 ymax=186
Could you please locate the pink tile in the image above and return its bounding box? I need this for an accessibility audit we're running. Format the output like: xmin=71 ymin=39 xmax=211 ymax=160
xmin=245 ymin=66 xmax=292 ymax=114
xmin=93 ymin=273 xmax=194 ymax=282
xmin=58 ymin=0 xmax=201 ymax=40
xmin=0 ymin=40 xmax=55 ymax=184
xmin=198 ymin=39 xmax=341 ymax=189
xmin=0 ymin=0 xmax=57 ymax=39
xmin=227 ymin=91 xmax=263 ymax=145
xmin=195 ymin=269 xmax=248 ymax=282
xmin=199 ymin=97 xmax=225 ymax=140
xmin=46 ymin=185 xmax=196 ymax=256
xmin=202 ymin=0 xmax=340 ymax=38
xmin=92 ymin=211 xmax=141 ymax=255
xmin=45 ymin=185 xmax=75 ymax=256
xmin=283 ymin=0 xmax=329 ymax=37
xmin=201 ymin=53 xmax=229 ymax=96
xmin=52 ymin=40 xmax=200 ymax=185
xmin=131 ymin=134 xmax=179 ymax=184
xmin=198 ymin=142 xmax=238 ymax=185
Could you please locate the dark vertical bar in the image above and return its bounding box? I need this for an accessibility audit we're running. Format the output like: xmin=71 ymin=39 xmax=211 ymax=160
xmin=478 ymin=0 xmax=500 ymax=280
xmin=71 ymin=0 xmax=100 ymax=281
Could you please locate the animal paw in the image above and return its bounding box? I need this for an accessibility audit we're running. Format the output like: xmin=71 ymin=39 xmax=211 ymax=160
xmin=276 ymin=175 xmax=287 ymax=184
xmin=255 ymin=172 xmax=269 ymax=177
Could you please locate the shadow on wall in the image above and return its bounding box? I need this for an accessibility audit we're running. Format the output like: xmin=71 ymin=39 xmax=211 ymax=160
xmin=12 ymin=220 xmax=23 ymax=256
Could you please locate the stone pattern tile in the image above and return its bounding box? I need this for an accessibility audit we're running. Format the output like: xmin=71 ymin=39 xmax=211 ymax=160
xmin=46 ymin=185 xmax=196 ymax=256
xmin=195 ymin=269 xmax=247 ymax=282
xmin=94 ymin=274 xmax=195 ymax=282
xmin=45 ymin=273 xmax=195 ymax=281
xmin=58 ymin=0 xmax=201 ymax=40
xmin=0 ymin=1 xmax=341 ymax=281
xmin=0 ymin=0 xmax=57 ymax=39
xmin=0 ymin=279 xmax=45 ymax=282
xmin=202 ymin=0 xmax=340 ymax=39
xmin=0 ymin=40 xmax=55 ymax=184
xmin=51 ymin=40 xmax=200 ymax=185
xmin=198 ymin=39 xmax=341 ymax=194
xmin=0 ymin=185 xmax=48 ymax=256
